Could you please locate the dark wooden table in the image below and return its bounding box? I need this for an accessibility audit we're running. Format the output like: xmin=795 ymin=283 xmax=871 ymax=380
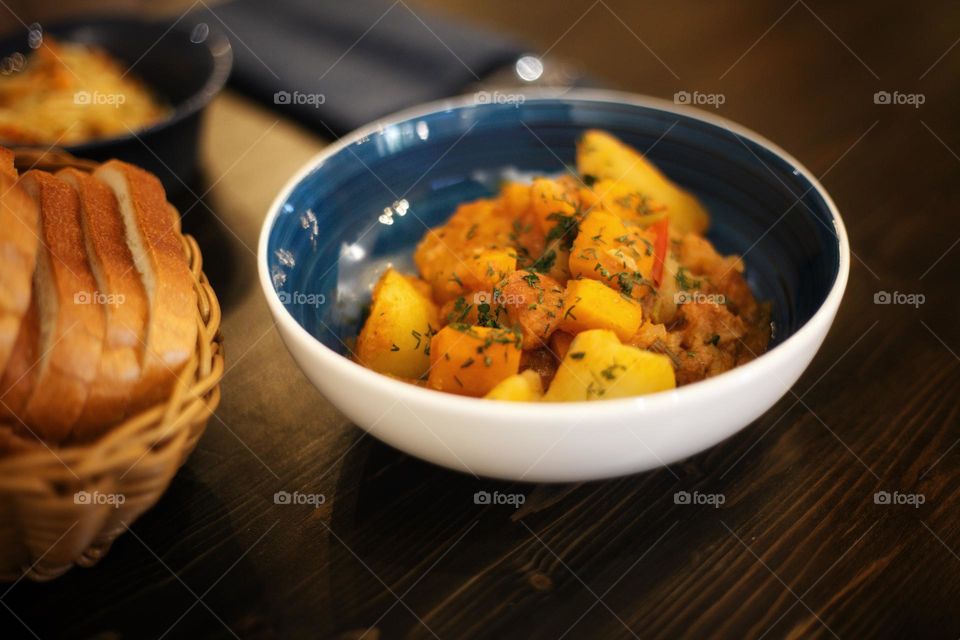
xmin=4 ymin=1 xmax=960 ymax=638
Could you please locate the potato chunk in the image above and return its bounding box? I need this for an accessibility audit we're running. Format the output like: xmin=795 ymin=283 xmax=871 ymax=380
xmin=530 ymin=176 xmax=580 ymax=236
xmin=526 ymin=177 xmax=581 ymax=283
xmin=559 ymin=279 xmax=642 ymax=341
xmin=484 ymin=369 xmax=543 ymax=402
xmin=568 ymin=209 xmax=655 ymax=297
xmin=584 ymin=178 xmax=668 ymax=227
xmin=544 ymin=329 xmax=676 ymax=401
xmin=577 ymin=129 xmax=709 ymax=235
xmin=356 ymin=269 xmax=439 ymax=379
xmin=413 ymin=199 xmax=515 ymax=302
xmin=458 ymin=248 xmax=517 ymax=293
xmin=498 ymin=181 xmax=533 ymax=217
xmin=428 ymin=325 xmax=522 ymax=396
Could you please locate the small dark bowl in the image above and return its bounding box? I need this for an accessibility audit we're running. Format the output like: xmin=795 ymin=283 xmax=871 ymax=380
xmin=0 ymin=17 xmax=232 ymax=193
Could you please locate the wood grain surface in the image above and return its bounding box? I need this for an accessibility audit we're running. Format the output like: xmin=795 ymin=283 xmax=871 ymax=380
xmin=3 ymin=1 xmax=960 ymax=638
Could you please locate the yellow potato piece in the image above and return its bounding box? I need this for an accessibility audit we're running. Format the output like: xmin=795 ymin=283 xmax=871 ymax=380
xmin=530 ymin=176 xmax=580 ymax=236
xmin=568 ymin=209 xmax=655 ymax=297
xmin=484 ymin=369 xmax=543 ymax=402
xmin=458 ymin=248 xmax=517 ymax=292
xmin=586 ymin=178 xmax=668 ymax=227
xmin=498 ymin=181 xmax=532 ymax=218
xmin=559 ymin=279 xmax=642 ymax=342
xmin=577 ymin=129 xmax=709 ymax=235
xmin=544 ymin=329 xmax=675 ymax=402
xmin=356 ymin=268 xmax=439 ymax=379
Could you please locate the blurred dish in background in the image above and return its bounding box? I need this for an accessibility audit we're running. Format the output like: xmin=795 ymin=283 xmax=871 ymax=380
xmin=0 ymin=37 xmax=170 ymax=145
xmin=0 ymin=18 xmax=231 ymax=193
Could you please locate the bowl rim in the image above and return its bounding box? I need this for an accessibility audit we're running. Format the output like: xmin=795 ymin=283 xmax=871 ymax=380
xmin=0 ymin=16 xmax=234 ymax=153
xmin=257 ymin=88 xmax=850 ymax=417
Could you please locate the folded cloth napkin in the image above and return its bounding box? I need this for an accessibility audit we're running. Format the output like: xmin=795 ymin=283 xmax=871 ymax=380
xmin=199 ymin=0 xmax=525 ymax=134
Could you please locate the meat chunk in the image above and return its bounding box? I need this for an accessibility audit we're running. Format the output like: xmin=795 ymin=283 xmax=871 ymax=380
xmin=497 ymin=270 xmax=565 ymax=349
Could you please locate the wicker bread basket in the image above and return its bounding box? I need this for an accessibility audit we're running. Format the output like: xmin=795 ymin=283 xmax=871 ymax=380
xmin=0 ymin=150 xmax=224 ymax=581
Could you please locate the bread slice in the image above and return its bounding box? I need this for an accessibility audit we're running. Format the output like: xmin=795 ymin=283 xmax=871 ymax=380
xmin=0 ymin=165 xmax=39 ymax=376
xmin=18 ymin=171 xmax=105 ymax=442
xmin=0 ymin=298 xmax=39 ymax=424
xmin=93 ymin=161 xmax=196 ymax=410
xmin=58 ymin=169 xmax=148 ymax=438
xmin=0 ymin=149 xmax=39 ymax=425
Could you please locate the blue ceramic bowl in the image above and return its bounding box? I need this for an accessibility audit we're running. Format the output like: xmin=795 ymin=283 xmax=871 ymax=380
xmin=258 ymin=90 xmax=849 ymax=481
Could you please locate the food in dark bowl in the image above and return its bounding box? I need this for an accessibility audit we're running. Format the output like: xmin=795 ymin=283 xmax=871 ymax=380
xmin=0 ymin=37 xmax=170 ymax=145
xmin=0 ymin=18 xmax=232 ymax=192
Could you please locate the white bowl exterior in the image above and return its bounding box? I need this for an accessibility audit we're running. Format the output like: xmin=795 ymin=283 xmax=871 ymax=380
xmin=271 ymin=291 xmax=839 ymax=482
xmin=260 ymin=89 xmax=850 ymax=482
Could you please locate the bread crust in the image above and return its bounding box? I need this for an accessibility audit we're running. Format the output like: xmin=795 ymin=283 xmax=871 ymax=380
xmin=0 ymin=147 xmax=16 ymax=179
xmin=18 ymin=170 xmax=105 ymax=442
xmin=58 ymin=169 xmax=148 ymax=438
xmin=94 ymin=161 xmax=196 ymax=410
xmin=0 ymin=169 xmax=39 ymax=375
xmin=0 ymin=298 xmax=39 ymax=423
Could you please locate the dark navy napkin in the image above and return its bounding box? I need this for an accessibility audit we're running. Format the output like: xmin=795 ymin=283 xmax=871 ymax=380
xmin=199 ymin=0 xmax=525 ymax=134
